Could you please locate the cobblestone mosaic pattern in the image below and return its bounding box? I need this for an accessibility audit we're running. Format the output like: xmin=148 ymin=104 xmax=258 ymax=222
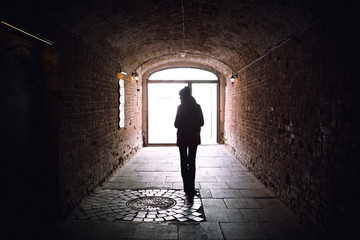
xmin=71 ymin=189 xmax=205 ymax=222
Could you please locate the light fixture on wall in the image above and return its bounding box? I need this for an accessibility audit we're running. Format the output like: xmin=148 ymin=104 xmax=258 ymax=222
xmin=132 ymin=71 xmax=141 ymax=106
xmin=132 ymin=72 xmax=141 ymax=93
xmin=131 ymin=72 xmax=139 ymax=82
xmin=230 ymin=73 xmax=237 ymax=84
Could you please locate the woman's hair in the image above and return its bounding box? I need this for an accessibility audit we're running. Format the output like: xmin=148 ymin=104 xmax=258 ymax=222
xmin=179 ymin=86 xmax=191 ymax=97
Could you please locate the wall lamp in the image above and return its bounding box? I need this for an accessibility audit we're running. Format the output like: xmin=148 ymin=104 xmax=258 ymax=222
xmin=132 ymin=72 xmax=141 ymax=93
xmin=230 ymin=73 xmax=237 ymax=84
xmin=131 ymin=72 xmax=139 ymax=82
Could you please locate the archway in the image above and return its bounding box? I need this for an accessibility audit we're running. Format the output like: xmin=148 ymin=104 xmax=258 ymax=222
xmin=147 ymin=68 xmax=218 ymax=145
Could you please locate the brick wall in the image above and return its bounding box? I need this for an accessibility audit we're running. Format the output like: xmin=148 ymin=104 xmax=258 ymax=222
xmin=225 ymin=16 xmax=360 ymax=239
xmin=55 ymin=29 xmax=142 ymax=216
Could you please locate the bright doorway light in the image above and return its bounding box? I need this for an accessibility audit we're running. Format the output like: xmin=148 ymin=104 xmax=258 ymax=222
xmin=148 ymin=83 xmax=187 ymax=144
xmin=192 ymin=83 xmax=217 ymax=144
xmin=148 ymin=68 xmax=218 ymax=144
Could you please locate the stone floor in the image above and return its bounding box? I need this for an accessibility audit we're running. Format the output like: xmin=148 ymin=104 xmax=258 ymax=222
xmin=50 ymin=145 xmax=319 ymax=239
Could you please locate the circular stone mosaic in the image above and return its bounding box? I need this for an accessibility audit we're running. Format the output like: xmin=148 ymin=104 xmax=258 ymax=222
xmin=72 ymin=189 xmax=204 ymax=222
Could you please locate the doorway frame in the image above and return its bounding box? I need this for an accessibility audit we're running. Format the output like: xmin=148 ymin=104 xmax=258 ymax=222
xmin=145 ymin=70 xmax=220 ymax=146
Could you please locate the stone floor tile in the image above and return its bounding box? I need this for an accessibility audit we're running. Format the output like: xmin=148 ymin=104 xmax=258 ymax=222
xmin=196 ymin=175 xmax=218 ymax=182
xmin=224 ymin=198 xmax=261 ymax=209
xmin=204 ymin=208 xmax=245 ymax=222
xmin=215 ymin=176 xmax=259 ymax=183
xmin=240 ymin=189 xmax=275 ymax=198
xmin=142 ymin=175 xmax=167 ymax=182
xmin=165 ymin=216 xmax=175 ymax=220
xmin=210 ymin=189 xmax=242 ymax=198
xmin=215 ymin=176 xmax=234 ymax=183
xmin=134 ymin=165 xmax=157 ymax=172
xmin=138 ymin=171 xmax=165 ymax=176
xmin=200 ymin=182 xmax=229 ymax=189
xmin=133 ymin=222 xmax=178 ymax=239
xmin=110 ymin=176 xmax=143 ymax=182
xmin=161 ymin=171 xmax=180 ymax=176
xmin=179 ymin=222 xmax=224 ymax=240
xmin=198 ymin=161 xmax=217 ymax=167
xmin=199 ymin=189 xmax=212 ymax=198
xmin=205 ymin=159 xmax=234 ymax=168
xmin=240 ymin=208 xmax=295 ymax=223
xmin=165 ymin=176 xmax=183 ymax=182
xmin=199 ymin=167 xmax=234 ymax=176
xmin=193 ymin=216 xmax=205 ymax=222
xmin=202 ymin=198 xmax=227 ymax=209
xmin=220 ymin=222 xmax=268 ymax=240
xmin=226 ymin=181 xmax=265 ymax=189
xmin=156 ymin=163 xmax=179 ymax=171
xmin=147 ymin=183 xmax=174 ymax=189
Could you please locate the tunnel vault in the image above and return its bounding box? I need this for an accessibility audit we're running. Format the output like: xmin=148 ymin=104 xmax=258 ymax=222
xmin=2 ymin=1 xmax=359 ymax=239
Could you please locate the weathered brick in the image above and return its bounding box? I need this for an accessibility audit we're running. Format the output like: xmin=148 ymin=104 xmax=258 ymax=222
xmin=225 ymin=17 xmax=360 ymax=239
xmin=52 ymin=29 xmax=143 ymax=216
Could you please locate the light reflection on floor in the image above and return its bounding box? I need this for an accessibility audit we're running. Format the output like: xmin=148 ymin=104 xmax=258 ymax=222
xmin=71 ymin=189 xmax=205 ymax=222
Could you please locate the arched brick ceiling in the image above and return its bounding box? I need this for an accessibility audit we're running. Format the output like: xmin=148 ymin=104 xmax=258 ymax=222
xmin=3 ymin=0 xmax=325 ymax=73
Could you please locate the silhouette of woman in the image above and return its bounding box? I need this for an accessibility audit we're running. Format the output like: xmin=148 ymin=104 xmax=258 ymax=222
xmin=174 ymin=86 xmax=204 ymax=197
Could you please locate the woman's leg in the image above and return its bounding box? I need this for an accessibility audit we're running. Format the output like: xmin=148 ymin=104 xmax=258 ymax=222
xmin=179 ymin=146 xmax=190 ymax=191
xmin=187 ymin=145 xmax=198 ymax=195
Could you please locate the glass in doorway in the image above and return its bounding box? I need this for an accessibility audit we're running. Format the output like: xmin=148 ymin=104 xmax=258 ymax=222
xmin=148 ymin=83 xmax=187 ymax=144
xmin=192 ymin=83 xmax=217 ymax=144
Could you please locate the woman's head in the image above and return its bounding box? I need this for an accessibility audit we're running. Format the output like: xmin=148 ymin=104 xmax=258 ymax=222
xmin=179 ymin=86 xmax=191 ymax=98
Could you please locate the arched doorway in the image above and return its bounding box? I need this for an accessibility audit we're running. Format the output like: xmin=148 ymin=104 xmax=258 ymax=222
xmin=147 ymin=68 xmax=218 ymax=145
